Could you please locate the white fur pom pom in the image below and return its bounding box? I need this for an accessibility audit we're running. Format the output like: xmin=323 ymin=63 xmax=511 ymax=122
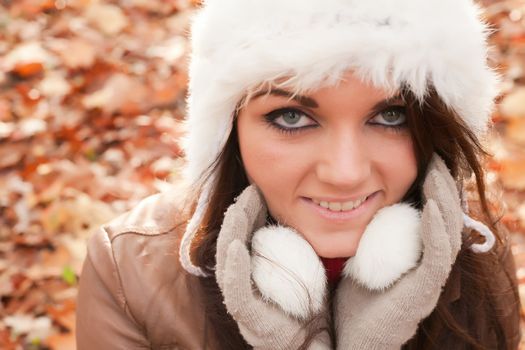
xmin=343 ymin=203 xmax=422 ymax=291
xmin=251 ymin=226 xmax=327 ymax=319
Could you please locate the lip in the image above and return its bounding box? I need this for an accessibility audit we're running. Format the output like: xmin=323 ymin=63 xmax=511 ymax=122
xmin=301 ymin=191 xmax=379 ymax=221
xmin=310 ymin=194 xmax=371 ymax=203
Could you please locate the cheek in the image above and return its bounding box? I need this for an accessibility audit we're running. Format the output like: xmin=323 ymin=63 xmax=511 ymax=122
xmin=373 ymin=135 xmax=418 ymax=199
xmin=237 ymin=121 xmax=309 ymax=217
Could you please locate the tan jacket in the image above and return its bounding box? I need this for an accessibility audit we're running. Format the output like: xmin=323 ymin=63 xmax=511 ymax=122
xmin=76 ymin=191 xmax=521 ymax=350
xmin=76 ymin=192 xmax=217 ymax=350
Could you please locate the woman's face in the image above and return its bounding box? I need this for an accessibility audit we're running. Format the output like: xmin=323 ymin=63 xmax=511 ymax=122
xmin=237 ymin=73 xmax=418 ymax=258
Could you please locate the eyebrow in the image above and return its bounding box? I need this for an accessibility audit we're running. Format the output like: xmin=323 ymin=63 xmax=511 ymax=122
xmin=251 ymin=88 xmax=319 ymax=108
xmin=369 ymin=93 xmax=405 ymax=113
xmin=250 ymin=88 xmax=404 ymax=111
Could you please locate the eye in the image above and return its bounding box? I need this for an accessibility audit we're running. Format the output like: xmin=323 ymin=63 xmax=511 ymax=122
xmin=264 ymin=108 xmax=317 ymax=131
xmin=369 ymin=106 xmax=407 ymax=127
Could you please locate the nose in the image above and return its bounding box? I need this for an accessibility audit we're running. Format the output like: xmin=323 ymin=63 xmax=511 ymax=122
xmin=315 ymin=130 xmax=372 ymax=189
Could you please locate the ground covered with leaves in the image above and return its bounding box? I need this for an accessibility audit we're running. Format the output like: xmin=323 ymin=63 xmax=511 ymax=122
xmin=0 ymin=0 xmax=524 ymax=349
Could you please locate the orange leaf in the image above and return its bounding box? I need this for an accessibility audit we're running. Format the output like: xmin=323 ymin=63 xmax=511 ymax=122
xmin=0 ymin=329 xmax=18 ymax=350
xmin=12 ymin=62 xmax=44 ymax=78
xmin=45 ymin=332 xmax=76 ymax=350
xmin=46 ymin=299 xmax=76 ymax=331
xmin=507 ymin=118 xmax=525 ymax=145
xmin=499 ymin=158 xmax=525 ymax=191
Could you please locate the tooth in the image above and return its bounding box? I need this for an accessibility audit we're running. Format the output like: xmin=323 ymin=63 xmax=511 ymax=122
xmin=320 ymin=201 xmax=329 ymax=209
xmin=329 ymin=202 xmax=342 ymax=211
xmin=354 ymin=197 xmax=366 ymax=208
xmin=341 ymin=201 xmax=354 ymax=211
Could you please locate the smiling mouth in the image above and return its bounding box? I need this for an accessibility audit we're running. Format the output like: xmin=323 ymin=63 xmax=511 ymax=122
xmin=311 ymin=195 xmax=371 ymax=212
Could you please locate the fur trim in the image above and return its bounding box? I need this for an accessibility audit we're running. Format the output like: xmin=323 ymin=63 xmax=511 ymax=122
xmin=251 ymin=226 xmax=327 ymax=319
xmin=343 ymin=203 xmax=422 ymax=290
xmin=184 ymin=0 xmax=498 ymax=185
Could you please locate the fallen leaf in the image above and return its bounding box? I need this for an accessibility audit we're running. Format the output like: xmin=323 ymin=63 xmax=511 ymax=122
xmin=12 ymin=62 xmax=44 ymax=78
xmin=1 ymin=42 xmax=56 ymax=72
xmin=150 ymin=73 xmax=187 ymax=108
xmin=26 ymin=244 xmax=72 ymax=280
xmin=499 ymin=158 xmax=525 ymax=191
xmin=38 ymin=72 xmax=71 ymax=98
xmin=45 ymin=332 xmax=76 ymax=350
xmin=0 ymin=99 xmax=13 ymax=122
xmin=18 ymin=118 xmax=47 ymax=138
xmin=61 ymin=266 xmax=77 ymax=286
xmin=0 ymin=122 xmax=15 ymax=139
xmin=4 ymin=315 xmax=52 ymax=342
xmin=0 ymin=143 xmax=26 ymax=169
xmin=49 ymin=38 xmax=97 ymax=70
xmin=500 ymin=87 xmax=525 ymax=119
xmin=0 ymin=328 xmax=18 ymax=350
xmin=0 ymin=270 xmax=15 ymax=297
xmin=60 ymin=236 xmax=88 ymax=274
xmin=85 ymin=4 xmax=129 ymax=35
xmin=13 ymin=199 xmax=31 ymax=233
xmin=46 ymin=299 xmax=76 ymax=331
xmin=146 ymin=36 xmax=187 ymax=62
xmin=506 ymin=117 xmax=525 ymax=145
xmin=82 ymin=73 xmax=149 ymax=115
xmin=41 ymin=191 xmax=116 ymax=235
xmin=9 ymin=0 xmax=56 ymax=16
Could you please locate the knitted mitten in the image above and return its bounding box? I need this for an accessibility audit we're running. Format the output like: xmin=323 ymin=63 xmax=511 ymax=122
xmin=215 ymin=185 xmax=331 ymax=350
xmin=334 ymin=154 xmax=463 ymax=349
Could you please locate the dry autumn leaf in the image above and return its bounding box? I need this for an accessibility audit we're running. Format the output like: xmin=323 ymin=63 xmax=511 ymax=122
xmin=2 ymin=42 xmax=56 ymax=73
xmin=500 ymin=87 xmax=525 ymax=119
xmin=499 ymin=158 xmax=525 ymax=190
xmin=49 ymin=38 xmax=97 ymax=70
xmin=45 ymin=333 xmax=76 ymax=350
xmin=506 ymin=118 xmax=525 ymax=145
xmin=82 ymin=73 xmax=149 ymax=115
xmin=4 ymin=315 xmax=52 ymax=343
xmin=84 ymin=4 xmax=129 ymax=35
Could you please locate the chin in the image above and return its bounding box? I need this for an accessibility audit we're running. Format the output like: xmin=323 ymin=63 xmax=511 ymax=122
xmin=300 ymin=227 xmax=362 ymax=259
xmin=309 ymin=240 xmax=356 ymax=259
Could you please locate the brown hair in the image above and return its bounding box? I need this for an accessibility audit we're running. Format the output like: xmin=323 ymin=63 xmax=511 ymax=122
xmin=188 ymin=88 xmax=520 ymax=349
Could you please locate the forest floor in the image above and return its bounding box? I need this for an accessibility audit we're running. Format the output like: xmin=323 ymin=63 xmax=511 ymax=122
xmin=0 ymin=0 xmax=524 ymax=349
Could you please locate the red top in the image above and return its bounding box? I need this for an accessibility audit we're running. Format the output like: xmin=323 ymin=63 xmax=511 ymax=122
xmin=320 ymin=257 xmax=348 ymax=286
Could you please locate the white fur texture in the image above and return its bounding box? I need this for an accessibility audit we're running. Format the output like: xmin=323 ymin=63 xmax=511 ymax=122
xmin=251 ymin=226 xmax=327 ymax=319
xmin=343 ymin=203 xmax=422 ymax=290
xmin=183 ymin=0 xmax=498 ymax=186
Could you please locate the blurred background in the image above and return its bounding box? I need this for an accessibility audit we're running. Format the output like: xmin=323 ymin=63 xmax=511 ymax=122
xmin=0 ymin=0 xmax=524 ymax=349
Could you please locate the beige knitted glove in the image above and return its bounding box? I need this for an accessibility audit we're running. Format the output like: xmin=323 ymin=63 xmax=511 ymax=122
xmin=334 ymin=154 xmax=463 ymax=349
xmin=215 ymin=185 xmax=331 ymax=350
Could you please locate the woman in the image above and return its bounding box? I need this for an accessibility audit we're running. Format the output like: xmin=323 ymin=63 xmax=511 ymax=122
xmin=76 ymin=0 xmax=521 ymax=349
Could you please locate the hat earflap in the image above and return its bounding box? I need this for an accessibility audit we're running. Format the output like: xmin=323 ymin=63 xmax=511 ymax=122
xmin=251 ymin=226 xmax=327 ymax=320
xmin=343 ymin=203 xmax=423 ymax=291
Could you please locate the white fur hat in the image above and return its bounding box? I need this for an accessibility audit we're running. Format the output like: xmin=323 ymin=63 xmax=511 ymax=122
xmin=180 ymin=0 xmax=499 ymax=276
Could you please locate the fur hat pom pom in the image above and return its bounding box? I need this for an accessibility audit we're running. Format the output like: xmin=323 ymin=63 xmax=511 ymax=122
xmin=343 ymin=203 xmax=422 ymax=291
xmin=251 ymin=226 xmax=327 ymax=319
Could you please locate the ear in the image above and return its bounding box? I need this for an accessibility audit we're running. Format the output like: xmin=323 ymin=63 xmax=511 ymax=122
xmin=251 ymin=226 xmax=327 ymax=319
xmin=343 ymin=203 xmax=422 ymax=290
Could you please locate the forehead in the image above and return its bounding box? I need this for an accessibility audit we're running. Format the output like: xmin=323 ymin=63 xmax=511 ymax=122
xmin=241 ymin=71 xmax=401 ymax=108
